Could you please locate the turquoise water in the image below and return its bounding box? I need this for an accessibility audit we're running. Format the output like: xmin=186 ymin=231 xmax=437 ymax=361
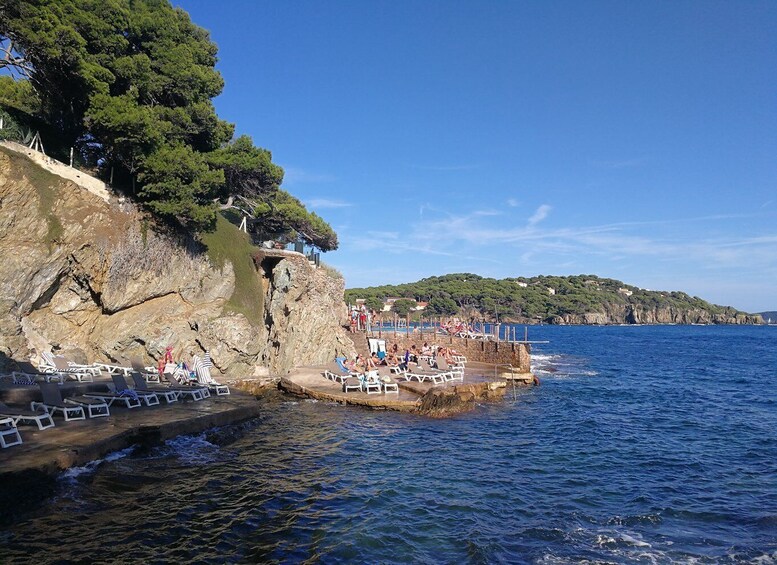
xmin=1 ymin=325 xmax=775 ymax=563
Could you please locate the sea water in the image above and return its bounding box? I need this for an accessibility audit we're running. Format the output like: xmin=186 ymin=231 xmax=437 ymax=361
xmin=1 ymin=325 xmax=775 ymax=563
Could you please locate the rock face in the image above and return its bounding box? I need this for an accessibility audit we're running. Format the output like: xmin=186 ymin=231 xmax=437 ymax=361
xmin=546 ymin=304 xmax=761 ymax=325
xmin=417 ymin=382 xmax=507 ymax=418
xmin=0 ymin=147 xmax=355 ymax=375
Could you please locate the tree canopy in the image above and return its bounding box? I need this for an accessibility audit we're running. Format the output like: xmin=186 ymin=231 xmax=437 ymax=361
xmin=0 ymin=0 xmax=338 ymax=247
xmin=345 ymin=273 xmax=748 ymax=323
xmin=391 ymin=299 xmax=417 ymax=318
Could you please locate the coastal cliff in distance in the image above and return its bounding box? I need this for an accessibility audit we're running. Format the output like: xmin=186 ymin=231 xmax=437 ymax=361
xmin=346 ymin=273 xmax=762 ymax=325
xmin=0 ymin=145 xmax=355 ymax=377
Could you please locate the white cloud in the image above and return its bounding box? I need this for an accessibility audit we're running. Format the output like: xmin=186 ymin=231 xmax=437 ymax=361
xmin=413 ymin=164 xmax=479 ymax=171
xmin=507 ymin=198 xmax=520 ymax=207
xmin=283 ymin=167 xmax=336 ymax=184
xmin=592 ymin=158 xmax=646 ymax=169
xmin=305 ymin=198 xmax=352 ymax=209
xmin=527 ymin=204 xmax=552 ymax=227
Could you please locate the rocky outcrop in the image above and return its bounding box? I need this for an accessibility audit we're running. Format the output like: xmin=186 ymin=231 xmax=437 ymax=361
xmin=263 ymin=258 xmax=355 ymax=375
xmin=417 ymin=382 xmax=507 ymax=418
xmin=546 ymin=303 xmax=761 ymax=325
xmin=0 ymin=146 xmax=355 ymax=375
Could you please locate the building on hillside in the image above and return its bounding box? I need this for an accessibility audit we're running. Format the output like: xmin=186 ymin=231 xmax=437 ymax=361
xmin=382 ymin=297 xmax=425 ymax=312
xmin=617 ymin=288 xmax=633 ymax=297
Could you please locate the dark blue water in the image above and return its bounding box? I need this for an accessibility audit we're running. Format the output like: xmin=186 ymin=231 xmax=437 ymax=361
xmin=1 ymin=326 xmax=775 ymax=563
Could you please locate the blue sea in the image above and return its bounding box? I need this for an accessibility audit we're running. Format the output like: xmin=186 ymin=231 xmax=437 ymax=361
xmin=1 ymin=325 xmax=775 ymax=563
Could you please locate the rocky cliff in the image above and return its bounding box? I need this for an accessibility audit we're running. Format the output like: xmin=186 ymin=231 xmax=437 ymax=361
xmin=544 ymin=304 xmax=760 ymax=325
xmin=0 ymin=146 xmax=355 ymax=377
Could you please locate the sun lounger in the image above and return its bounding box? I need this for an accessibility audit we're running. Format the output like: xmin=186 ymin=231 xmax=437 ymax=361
xmin=323 ymin=369 xmax=350 ymax=384
xmin=192 ymin=355 xmax=230 ymax=396
xmin=83 ymin=387 xmax=143 ymax=409
xmin=374 ymin=368 xmax=399 ymax=393
xmin=163 ymin=374 xmax=207 ymax=401
xmin=98 ymin=359 xmax=160 ymax=380
xmin=131 ymin=373 xmax=179 ymax=404
xmin=111 ymin=375 xmax=160 ymax=406
xmin=40 ymin=352 xmax=99 ymax=380
xmin=94 ymin=362 xmax=133 ymax=376
xmin=131 ymin=358 xmax=161 ymax=383
xmin=0 ymin=401 xmax=55 ymax=430
xmin=381 ymin=380 xmax=399 ymax=393
xmin=340 ymin=373 xmax=380 ymax=394
xmin=403 ymin=364 xmax=448 ymax=384
xmin=32 ymin=382 xmax=109 ymax=419
xmin=323 ymin=361 xmax=353 ymax=384
xmin=30 ymin=383 xmax=83 ymax=420
xmin=0 ymin=417 xmax=23 ymax=448
xmin=1 ymin=371 xmax=44 ymax=384
xmin=435 ymin=358 xmax=464 ymax=381
xmin=362 ymin=371 xmax=381 ymax=394
xmin=342 ymin=376 xmax=363 ymax=393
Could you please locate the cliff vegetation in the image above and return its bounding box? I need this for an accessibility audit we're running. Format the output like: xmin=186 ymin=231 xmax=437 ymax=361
xmin=0 ymin=145 xmax=355 ymax=376
xmin=0 ymin=0 xmax=337 ymax=250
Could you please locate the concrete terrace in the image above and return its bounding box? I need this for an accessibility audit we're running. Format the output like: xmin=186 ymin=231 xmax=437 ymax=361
xmin=280 ymin=361 xmax=519 ymax=412
xmin=0 ymin=380 xmax=260 ymax=476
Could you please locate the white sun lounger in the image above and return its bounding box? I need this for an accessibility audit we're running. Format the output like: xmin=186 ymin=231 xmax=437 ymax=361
xmin=192 ymin=355 xmax=230 ymax=396
xmin=131 ymin=373 xmax=179 ymax=404
xmin=32 ymin=383 xmax=108 ymax=419
xmin=83 ymin=389 xmax=143 ymax=409
xmin=163 ymin=375 xmax=207 ymax=401
xmin=0 ymin=417 xmax=23 ymax=448
xmin=435 ymin=358 xmax=464 ymax=381
xmin=0 ymin=401 xmax=55 ymax=430
xmin=111 ymin=375 xmax=160 ymax=406
xmin=40 ymin=352 xmax=100 ymax=380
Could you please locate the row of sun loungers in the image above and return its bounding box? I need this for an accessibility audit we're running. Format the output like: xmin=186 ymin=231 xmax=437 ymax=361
xmin=2 ymin=352 xmax=230 ymax=396
xmin=0 ymin=358 xmax=231 ymax=448
xmin=322 ymin=363 xmax=399 ymax=394
xmin=322 ymin=352 xmax=469 ymax=395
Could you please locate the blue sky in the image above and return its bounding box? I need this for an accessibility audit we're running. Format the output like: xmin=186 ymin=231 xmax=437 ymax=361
xmin=177 ymin=0 xmax=776 ymax=312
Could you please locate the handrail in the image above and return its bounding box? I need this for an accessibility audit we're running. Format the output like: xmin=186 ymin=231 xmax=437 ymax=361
xmin=494 ymin=363 xmax=518 ymax=400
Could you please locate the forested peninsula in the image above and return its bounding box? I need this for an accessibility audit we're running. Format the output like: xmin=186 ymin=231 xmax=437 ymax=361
xmin=346 ymin=274 xmax=763 ymax=325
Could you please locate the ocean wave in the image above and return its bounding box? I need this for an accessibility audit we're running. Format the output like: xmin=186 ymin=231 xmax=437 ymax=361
xmin=135 ymin=433 xmax=222 ymax=466
xmin=59 ymin=446 xmax=137 ymax=483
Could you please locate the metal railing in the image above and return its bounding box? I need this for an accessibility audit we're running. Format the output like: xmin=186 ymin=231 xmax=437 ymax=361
xmin=495 ymin=363 xmax=519 ymax=400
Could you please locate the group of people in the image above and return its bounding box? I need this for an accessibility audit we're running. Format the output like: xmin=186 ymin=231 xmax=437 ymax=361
xmin=439 ymin=319 xmax=484 ymax=336
xmin=349 ymin=305 xmax=378 ymax=333
xmin=338 ymin=342 xmax=461 ymax=374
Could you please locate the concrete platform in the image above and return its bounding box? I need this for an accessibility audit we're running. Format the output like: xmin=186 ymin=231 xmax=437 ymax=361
xmin=280 ymin=367 xmax=421 ymax=411
xmin=280 ymin=361 xmax=529 ymax=414
xmin=0 ymin=391 xmax=261 ymax=476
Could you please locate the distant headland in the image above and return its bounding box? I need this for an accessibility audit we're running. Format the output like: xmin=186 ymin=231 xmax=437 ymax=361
xmin=346 ymin=273 xmax=763 ymax=325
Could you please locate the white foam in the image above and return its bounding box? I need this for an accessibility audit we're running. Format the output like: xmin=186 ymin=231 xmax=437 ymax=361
xmin=620 ymin=533 xmax=651 ymax=547
xmin=59 ymin=446 xmax=136 ymax=482
xmin=162 ymin=433 xmax=220 ymax=465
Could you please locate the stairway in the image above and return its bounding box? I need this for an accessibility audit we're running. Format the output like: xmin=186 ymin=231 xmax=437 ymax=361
xmin=351 ymin=331 xmax=373 ymax=360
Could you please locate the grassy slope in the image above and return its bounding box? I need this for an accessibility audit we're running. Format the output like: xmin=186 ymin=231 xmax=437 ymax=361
xmin=200 ymin=213 xmax=264 ymax=326
xmin=2 ymin=146 xmax=266 ymax=324
xmin=0 ymin=146 xmax=63 ymax=246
